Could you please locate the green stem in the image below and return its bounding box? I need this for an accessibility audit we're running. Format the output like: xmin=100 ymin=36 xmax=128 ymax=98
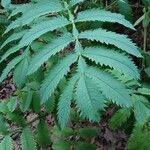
xmin=64 ymin=1 xmax=85 ymax=74
xmin=64 ymin=1 xmax=82 ymax=55
xmin=143 ymin=26 xmax=147 ymax=52
xmin=142 ymin=26 xmax=147 ymax=69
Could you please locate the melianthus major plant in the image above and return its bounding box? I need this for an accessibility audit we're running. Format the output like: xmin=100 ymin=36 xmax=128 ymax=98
xmin=0 ymin=0 xmax=150 ymax=149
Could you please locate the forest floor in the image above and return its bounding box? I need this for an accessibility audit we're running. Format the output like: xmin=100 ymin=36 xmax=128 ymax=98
xmin=0 ymin=0 xmax=150 ymax=150
xmin=0 ymin=75 xmax=128 ymax=150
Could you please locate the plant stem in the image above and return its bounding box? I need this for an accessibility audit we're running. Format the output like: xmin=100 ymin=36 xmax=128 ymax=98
xmin=142 ymin=26 xmax=147 ymax=70
xmin=143 ymin=26 xmax=147 ymax=52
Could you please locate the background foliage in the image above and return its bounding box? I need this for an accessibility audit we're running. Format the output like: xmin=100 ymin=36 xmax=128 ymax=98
xmin=0 ymin=0 xmax=150 ymax=149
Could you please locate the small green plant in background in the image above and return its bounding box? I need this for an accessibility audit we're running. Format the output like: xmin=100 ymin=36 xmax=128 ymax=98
xmin=0 ymin=0 xmax=149 ymax=149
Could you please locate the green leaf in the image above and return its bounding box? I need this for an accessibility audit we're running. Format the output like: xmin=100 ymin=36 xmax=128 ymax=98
xmin=57 ymin=74 xmax=79 ymax=129
xmin=6 ymin=111 xmax=26 ymax=127
xmin=76 ymin=127 xmax=99 ymax=139
xmin=60 ymin=128 xmax=74 ymax=137
xmin=75 ymin=75 xmax=104 ymax=121
xmin=26 ymin=81 xmax=40 ymax=91
xmin=137 ymin=88 xmax=150 ymax=96
xmin=0 ymin=45 xmax=22 ymax=63
xmin=8 ymin=3 xmax=34 ymax=19
xmin=70 ymin=0 xmax=84 ymax=6
xmin=45 ymin=94 xmax=55 ymax=113
xmin=52 ymin=140 xmax=71 ymax=150
xmin=52 ymin=126 xmax=73 ymax=138
xmin=0 ymin=135 xmax=13 ymax=150
xmin=36 ymin=120 xmax=50 ymax=148
xmin=30 ymin=68 xmax=44 ymax=83
xmin=0 ymin=55 xmax=24 ymax=83
xmin=133 ymin=95 xmax=150 ymax=125
xmin=82 ymin=47 xmax=139 ymax=79
xmin=14 ymin=57 xmax=29 ymax=88
xmin=79 ymin=29 xmax=142 ymax=57
xmin=85 ymin=67 xmax=132 ymax=107
xmin=110 ymin=69 xmax=140 ymax=87
xmin=7 ymin=97 xmax=17 ymax=112
xmin=31 ymin=41 xmax=46 ymax=52
xmin=31 ymin=92 xmax=41 ymax=113
xmin=21 ymin=127 xmax=36 ymax=150
xmin=28 ymin=33 xmax=74 ymax=75
xmin=128 ymin=125 xmax=150 ymax=150
xmin=40 ymin=53 xmax=78 ymax=104
xmin=0 ymin=115 xmax=8 ymax=135
xmin=145 ymin=67 xmax=150 ymax=77
xmin=0 ymin=30 xmax=27 ymax=49
xmin=117 ymin=0 xmax=133 ymax=21
xmin=20 ymin=91 xmax=33 ymax=112
xmin=19 ymin=16 xmax=70 ymax=47
xmin=0 ymin=102 xmax=9 ymax=113
xmin=76 ymin=9 xmax=134 ymax=29
xmin=75 ymin=142 xmax=96 ymax=150
xmin=5 ymin=0 xmax=63 ymax=33
xmin=109 ymin=108 xmax=131 ymax=129
xmin=58 ymin=77 xmax=67 ymax=91
xmin=142 ymin=0 xmax=150 ymax=6
xmin=1 ymin=0 xmax=11 ymax=8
